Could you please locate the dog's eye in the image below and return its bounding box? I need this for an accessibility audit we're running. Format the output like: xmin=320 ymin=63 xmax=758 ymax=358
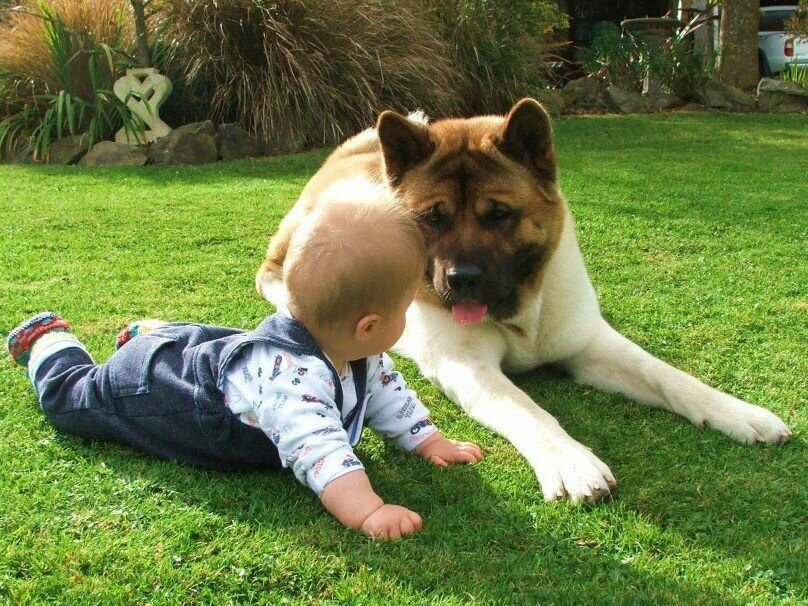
xmin=420 ymin=205 xmax=446 ymax=228
xmin=487 ymin=201 xmax=514 ymax=224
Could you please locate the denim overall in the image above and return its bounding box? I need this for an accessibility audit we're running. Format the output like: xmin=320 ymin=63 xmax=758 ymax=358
xmin=32 ymin=314 xmax=368 ymax=470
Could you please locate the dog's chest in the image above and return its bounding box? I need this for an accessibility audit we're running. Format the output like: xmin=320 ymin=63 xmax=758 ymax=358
xmin=498 ymin=295 xmax=545 ymax=373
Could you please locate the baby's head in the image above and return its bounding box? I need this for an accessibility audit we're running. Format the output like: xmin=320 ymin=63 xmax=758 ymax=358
xmin=283 ymin=179 xmax=426 ymax=359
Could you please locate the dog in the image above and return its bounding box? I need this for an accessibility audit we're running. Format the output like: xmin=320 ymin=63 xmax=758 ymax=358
xmin=256 ymin=99 xmax=791 ymax=503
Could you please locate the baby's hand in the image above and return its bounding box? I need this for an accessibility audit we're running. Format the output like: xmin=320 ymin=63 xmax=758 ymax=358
xmin=360 ymin=504 xmax=423 ymax=540
xmin=413 ymin=433 xmax=484 ymax=467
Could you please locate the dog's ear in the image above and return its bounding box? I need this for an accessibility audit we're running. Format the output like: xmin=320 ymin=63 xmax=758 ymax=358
xmin=377 ymin=111 xmax=433 ymax=185
xmin=495 ymin=98 xmax=556 ymax=182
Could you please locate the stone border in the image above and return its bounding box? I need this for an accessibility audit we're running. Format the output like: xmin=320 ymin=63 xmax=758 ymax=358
xmin=6 ymin=80 xmax=805 ymax=165
xmin=560 ymin=76 xmax=807 ymax=115
xmin=10 ymin=121 xmax=264 ymax=166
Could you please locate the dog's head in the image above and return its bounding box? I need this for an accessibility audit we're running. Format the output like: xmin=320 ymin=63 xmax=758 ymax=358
xmin=377 ymin=98 xmax=566 ymax=323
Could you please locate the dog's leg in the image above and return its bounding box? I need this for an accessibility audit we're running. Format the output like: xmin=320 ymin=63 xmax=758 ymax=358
xmin=427 ymin=352 xmax=617 ymax=503
xmin=256 ymin=272 xmax=288 ymax=310
xmin=563 ymin=321 xmax=791 ymax=444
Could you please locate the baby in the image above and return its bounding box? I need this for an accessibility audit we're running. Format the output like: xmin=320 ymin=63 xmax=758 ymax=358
xmin=7 ymin=181 xmax=483 ymax=539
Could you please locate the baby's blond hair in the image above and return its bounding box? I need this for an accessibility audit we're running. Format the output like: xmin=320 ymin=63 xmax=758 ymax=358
xmin=283 ymin=179 xmax=426 ymax=332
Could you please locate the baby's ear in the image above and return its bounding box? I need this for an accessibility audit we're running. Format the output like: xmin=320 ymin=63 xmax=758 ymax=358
xmin=355 ymin=313 xmax=381 ymax=341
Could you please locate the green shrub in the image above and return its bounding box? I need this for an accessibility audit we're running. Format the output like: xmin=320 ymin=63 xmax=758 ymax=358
xmin=784 ymin=0 xmax=807 ymax=39
xmin=579 ymin=22 xmax=712 ymax=96
xmin=780 ymin=63 xmax=808 ymax=85
xmin=578 ymin=22 xmax=645 ymax=92
xmin=650 ymin=24 xmax=713 ymax=96
xmin=0 ymin=1 xmax=144 ymax=160
xmin=423 ymin=0 xmax=568 ymax=114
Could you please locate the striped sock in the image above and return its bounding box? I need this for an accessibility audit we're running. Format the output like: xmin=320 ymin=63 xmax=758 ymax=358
xmin=7 ymin=312 xmax=71 ymax=367
xmin=116 ymin=319 xmax=168 ymax=349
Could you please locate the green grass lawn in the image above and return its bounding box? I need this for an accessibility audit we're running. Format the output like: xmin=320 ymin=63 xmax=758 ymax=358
xmin=0 ymin=112 xmax=805 ymax=605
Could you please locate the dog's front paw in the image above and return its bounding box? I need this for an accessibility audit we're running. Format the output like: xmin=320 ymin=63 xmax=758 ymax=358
xmin=529 ymin=437 xmax=616 ymax=504
xmin=705 ymin=396 xmax=791 ymax=445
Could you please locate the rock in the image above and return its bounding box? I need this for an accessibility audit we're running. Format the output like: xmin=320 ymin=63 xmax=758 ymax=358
xmin=758 ymin=91 xmax=808 ymax=113
xmin=47 ymin=134 xmax=89 ymax=165
xmin=603 ymin=86 xmax=650 ymax=114
xmin=678 ymin=102 xmax=707 ymax=112
xmin=756 ymin=78 xmax=808 ymax=113
xmin=216 ymin=123 xmax=261 ymax=161
xmin=3 ymin=144 xmax=33 ymax=164
xmin=148 ymin=120 xmax=218 ymax=165
xmin=722 ymin=86 xmax=757 ymax=110
xmin=11 ymin=151 xmax=33 ymax=164
xmin=757 ymin=78 xmax=808 ymax=96
xmin=534 ymin=89 xmax=566 ymax=117
xmin=78 ymin=141 xmax=148 ymax=166
xmin=563 ymin=77 xmax=604 ymax=110
xmin=649 ymin=93 xmax=683 ymax=111
xmin=695 ymin=81 xmax=756 ymax=111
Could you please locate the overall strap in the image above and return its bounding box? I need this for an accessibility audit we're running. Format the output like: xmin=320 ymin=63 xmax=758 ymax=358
xmin=342 ymin=358 xmax=368 ymax=437
xmin=224 ymin=314 xmax=368 ymax=432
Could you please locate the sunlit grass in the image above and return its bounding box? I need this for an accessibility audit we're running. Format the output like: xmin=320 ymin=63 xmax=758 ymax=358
xmin=0 ymin=112 xmax=805 ymax=605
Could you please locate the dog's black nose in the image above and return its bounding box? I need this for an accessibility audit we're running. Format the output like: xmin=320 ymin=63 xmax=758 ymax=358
xmin=446 ymin=264 xmax=482 ymax=293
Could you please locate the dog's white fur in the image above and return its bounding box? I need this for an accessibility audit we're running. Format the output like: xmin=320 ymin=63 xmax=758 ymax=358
xmin=392 ymin=208 xmax=790 ymax=501
xmin=259 ymin=115 xmax=791 ymax=503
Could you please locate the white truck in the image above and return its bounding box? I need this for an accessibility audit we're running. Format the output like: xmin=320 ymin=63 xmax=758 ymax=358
xmin=759 ymin=5 xmax=808 ymax=76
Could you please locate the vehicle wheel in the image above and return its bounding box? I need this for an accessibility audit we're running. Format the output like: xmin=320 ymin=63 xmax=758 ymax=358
xmin=759 ymin=52 xmax=771 ymax=78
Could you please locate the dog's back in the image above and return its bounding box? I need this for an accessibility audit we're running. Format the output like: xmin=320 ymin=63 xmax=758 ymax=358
xmin=255 ymin=125 xmax=386 ymax=295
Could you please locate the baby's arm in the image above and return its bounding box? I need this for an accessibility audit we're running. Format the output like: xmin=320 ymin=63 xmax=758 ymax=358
xmin=230 ymin=350 xmax=423 ymax=539
xmin=320 ymin=470 xmax=422 ymax=539
xmin=412 ymin=432 xmax=484 ymax=467
xmin=364 ymin=354 xmax=484 ymax=467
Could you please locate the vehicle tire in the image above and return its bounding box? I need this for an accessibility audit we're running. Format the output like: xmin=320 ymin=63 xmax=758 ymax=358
xmin=759 ymin=51 xmax=771 ymax=78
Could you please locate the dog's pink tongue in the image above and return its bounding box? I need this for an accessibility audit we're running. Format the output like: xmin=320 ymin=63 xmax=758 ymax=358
xmin=452 ymin=302 xmax=488 ymax=324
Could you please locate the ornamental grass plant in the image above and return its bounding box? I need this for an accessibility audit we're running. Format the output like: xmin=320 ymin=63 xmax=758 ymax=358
xmin=423 ymin=0 xmax=568 ymax=114
xmin=158 ymin=0 xmax=460 ymax=149
xmin=0 ymin=0 xmax=568 ymax=157
xmin=0 ymin=0 xmax=132 ymax=94
xmin=0 ymin=0 xmax=143 ymax=160
xmin=156 ymin=0 xmax=567 ymax=149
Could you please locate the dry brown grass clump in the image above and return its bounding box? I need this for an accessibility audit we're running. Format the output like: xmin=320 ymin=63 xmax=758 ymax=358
xmin=0 ymin=0 xmax=133 ymax=98
xmin=0 ymin=1 xmax=140 ymax=159
xmin=0 ymin=0 xmax=568 ymax=157
xmin=159 ymin=0 xmax=462 ymax=149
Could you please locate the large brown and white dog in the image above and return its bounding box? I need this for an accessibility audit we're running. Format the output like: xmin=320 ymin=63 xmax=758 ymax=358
xmin=256 ymin=99 xmax=791 ymax=503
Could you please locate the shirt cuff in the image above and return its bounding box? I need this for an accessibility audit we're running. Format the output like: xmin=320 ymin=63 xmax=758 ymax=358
xmin=306 ymin=448 xmax=365 ymax=496
xmin=391 ymin=417 xmax=439 ymax=452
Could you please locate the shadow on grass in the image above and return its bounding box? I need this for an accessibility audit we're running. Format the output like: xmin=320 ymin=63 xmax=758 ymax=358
xmin=3 ymin=331 xmax=800 ymax=603
xmin=38 ymin=429 xmax=754 ymax=605
xmin=513 ymin=366 xmax=806 ymax=600
xmin=555 ymin=112 xmax=807 ymax=149
xmin=8 ymin=342 xmax=795 ymax=605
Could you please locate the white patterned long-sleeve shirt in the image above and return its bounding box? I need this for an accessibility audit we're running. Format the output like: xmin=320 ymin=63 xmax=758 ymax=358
xmin=222 ymin=346 xmax=437 ymax=495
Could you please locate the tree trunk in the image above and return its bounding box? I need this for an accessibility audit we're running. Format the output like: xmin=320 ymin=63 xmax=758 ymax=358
xmin=717 ymin=0 xmax=760 ymax=89
xmin=130 ymin=0 xmax=150 ymax=67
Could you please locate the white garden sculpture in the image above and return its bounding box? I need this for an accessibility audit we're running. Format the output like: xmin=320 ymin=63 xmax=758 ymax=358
xmin=113 ymin=67 xmax=173 ymax=144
